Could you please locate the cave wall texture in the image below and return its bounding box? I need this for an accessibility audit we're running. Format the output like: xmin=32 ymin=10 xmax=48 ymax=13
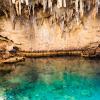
xmin=0 ymin=0 xmax=100 ymax=51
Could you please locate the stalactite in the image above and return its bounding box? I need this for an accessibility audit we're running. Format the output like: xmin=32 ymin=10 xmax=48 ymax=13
xmin=54 ymin=12 xmax=56 ymax=23
xmin=96 ymin=0 xmax=99 ymax=14
xmin=9 ymin=0 xmax=12 ymax=6
xmin=63 ymin=12 xmax=66 ymax=21
xmin=25 ymin=0 xmax=29 ymax=5
xmin=75 ymin=0 xmax=79 ymax=25
xmin=21 ymin=0 xmax=24 ymax=3
xmin=59 ymin=13 xmax=65 ymax=32
xmin=63 ymin=0 xmax=67 ymax=7
xmin=48 ymin=0 xmax=53 ymax=12
xmin=32 ymin=4 xmax=35 ymax=17
xmin=43 ymin=0 xmax=47 ymax=12
xmin=92 ymin=0 xmax=95 ymax=6
xmin=15 ymin=0 xmax=19 ymax=15
xmin=80 ymin=0 xmax=84 ymax=18
xmin=57 ymin=0 xmax=63 ymax=8
xmin=87 ymin=0 xmax=91 ymax=11
xmin=19 ymin=0 xmax=21 ymax=15
xmin=60 ymin=15 xmax=64 ymax=35
xmin=12 ymin=0 xmax=15 ymax=4
xmin=75 ymin=0 xmax=79 ymax=14
xmin=10 ymin=4 xmax=16 ymax=29
xmin=15 ymin=0 xmax=22 ymax=16
xmin=2 ymin=9 xmax=8 ymax=18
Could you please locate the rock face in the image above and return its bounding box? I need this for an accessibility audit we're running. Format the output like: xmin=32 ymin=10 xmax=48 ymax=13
xmin=0 ymin=0 xmax=100 ymax=51
xmin=0 ymin=35 xmax=13 ymax=51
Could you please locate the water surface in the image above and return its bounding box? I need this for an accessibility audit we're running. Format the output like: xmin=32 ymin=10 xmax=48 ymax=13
xmin=0 ymin=57 xmax=100 ymax=100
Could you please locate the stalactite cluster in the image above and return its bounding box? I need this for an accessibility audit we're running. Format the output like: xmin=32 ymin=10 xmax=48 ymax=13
xmin=0 ymin=0 xmax=99 ymax=30
xmin=0 ymin=0 xmax=100 ymax=51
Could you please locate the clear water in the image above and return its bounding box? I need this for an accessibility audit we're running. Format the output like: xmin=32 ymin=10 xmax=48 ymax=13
xmin=0 ymin=57 xmax=100 ymax=100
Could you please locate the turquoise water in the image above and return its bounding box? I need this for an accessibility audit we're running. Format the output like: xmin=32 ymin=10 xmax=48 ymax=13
xmin=0 ymin=57 xmax=100 ymax=100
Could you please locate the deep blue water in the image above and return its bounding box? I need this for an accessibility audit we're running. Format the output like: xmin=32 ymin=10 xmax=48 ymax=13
xmin=0 ymin=57 xmax=100 ymax=100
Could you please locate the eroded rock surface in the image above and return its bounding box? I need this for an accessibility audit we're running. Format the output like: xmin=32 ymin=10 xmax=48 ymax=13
xmin=0 ymin=0 xmax=100 ymax=51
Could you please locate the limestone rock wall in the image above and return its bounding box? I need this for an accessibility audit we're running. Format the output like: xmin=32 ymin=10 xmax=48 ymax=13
xmin=0 ymin=0 xmax=100 ymax=51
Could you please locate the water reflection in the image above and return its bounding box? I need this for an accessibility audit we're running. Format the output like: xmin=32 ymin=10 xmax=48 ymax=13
xmin=0 ymin=57 xmax=100 ymax=100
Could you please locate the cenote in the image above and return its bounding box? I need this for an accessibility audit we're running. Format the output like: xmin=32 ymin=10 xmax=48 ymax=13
xmin=0 ymin=57 xmax=100 ymax=100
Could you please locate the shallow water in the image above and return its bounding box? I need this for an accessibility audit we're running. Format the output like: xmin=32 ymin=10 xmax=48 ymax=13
xmin=0 ymin=57 xmax=100 ymax=100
